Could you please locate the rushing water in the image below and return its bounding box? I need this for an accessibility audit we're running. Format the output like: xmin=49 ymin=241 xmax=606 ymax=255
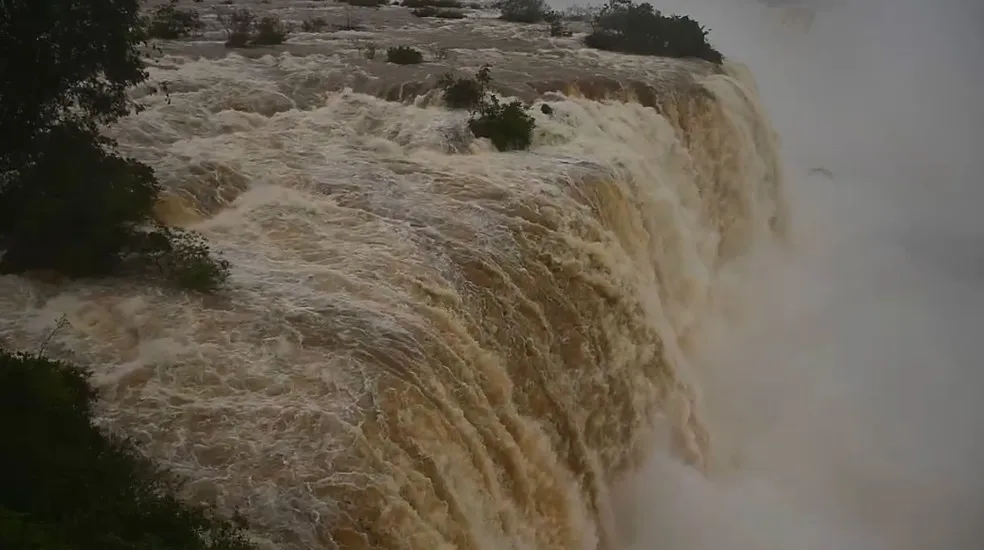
xmin=0 ymin=2 xmax=785 ymax=548
xmin=11 ymin=1 xmax=980 ymax=550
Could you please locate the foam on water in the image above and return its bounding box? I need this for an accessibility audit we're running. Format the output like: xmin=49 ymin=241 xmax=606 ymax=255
xmin=601 ymin=2 xmax=984 ymax=550
xmin=1 ymin=2 xmax=790 ymax=549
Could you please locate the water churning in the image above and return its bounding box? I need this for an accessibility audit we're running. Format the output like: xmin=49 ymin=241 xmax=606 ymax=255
xmin=0 ymin=3 xmax=787 ymax=549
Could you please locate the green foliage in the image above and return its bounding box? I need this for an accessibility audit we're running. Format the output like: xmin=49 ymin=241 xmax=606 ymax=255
xmin=468 ymin=95 xmax=536 ymax=151
xmin=0 ymin=126 xmax=232 ymax=291
xmin=0 ymin=125 xmax=158 ymax=277
xmin=0 ymin=0 xmax=148 ymax=162
xmin=253 ymin=15 xmax=290 ymax=45
xmin=437 ymin=65 xmax=535 ymax=152
xmin=146 ymin=0 xmax=205 ymax=39
xmin=220 ymin=9 xmax=290 ymax=48
xmin=136 ymin=227 xmax=232 ymax=292
xmin=222 ymin=8 xmax=255 ymax=47
xmin=0 ymin=0 xmax=232 ymax=292
xmin=438 ymin=64 xmax=491 ymax=110
xmin=584 ymin=0 xmax=723 ymax=63
xmin=497 ymin=0 xmax=550 ymax=23
xmin=411 ymin=6 xmax=466 ymax=18
xmin=386 ymin=46 xmax=424 ymax=64
xmin=0 ymin=348 xmax=255 ymax=550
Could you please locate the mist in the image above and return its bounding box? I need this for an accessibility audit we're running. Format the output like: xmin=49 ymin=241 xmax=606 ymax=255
xmin=553 ymin=0 xmax=984 ymax=548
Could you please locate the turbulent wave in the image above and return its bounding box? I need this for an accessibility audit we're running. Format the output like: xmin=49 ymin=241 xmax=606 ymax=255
xmin=0 ymin=6 xmax=787 ymax=550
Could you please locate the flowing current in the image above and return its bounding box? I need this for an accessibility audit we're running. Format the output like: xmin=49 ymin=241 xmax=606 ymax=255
xmin=3 ymin=1 xmax=926 ymax=549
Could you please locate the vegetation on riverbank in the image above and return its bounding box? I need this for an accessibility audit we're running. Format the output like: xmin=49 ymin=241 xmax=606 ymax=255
xmin=0 ymin=347 xmax=255 ymax=549
xmin=585 ymin=0 xmax=724 ymax=63
xmin=0 ymin=0 xmax=231 ymax=292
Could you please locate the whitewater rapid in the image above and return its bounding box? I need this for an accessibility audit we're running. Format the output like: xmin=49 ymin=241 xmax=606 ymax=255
xmin=0 ymin=2 xmax=788 ymax=549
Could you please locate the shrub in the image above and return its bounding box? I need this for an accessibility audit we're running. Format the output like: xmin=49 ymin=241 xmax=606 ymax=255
xmin=137 ymin=227 xmax=232 ymax=292
xmin=468 ymin=95 xmax=535 ymax=151
xmin=146 ymin=0 xmax=205 ymax=39
xmin=497 ymin=0 xmax=550 ymax=23
xmin=220 ymin=9 xmax=290 ymax=47
xmin=438 ymin=64 xmax=491 ymax=110
xmin=221 ymin=8 xmax=256 ymax=47
xmin=584 ymin=0 xmax=723 ymax=63
xmin=0 ymin=0 xmax=231 ymax=293
xmin=0 ymin=126 xmax=158 ymax=277
xmin=252 ymin=15 xmax=289 ymax=45
xmin=435 ymin=65 xmax=536 ymax=152
xmin=386 ymin=46 xmax=424 ymax=64
xmin=0 ymin=126 xmax=232 ymax=290
xmin=0 ymin=348 xmax=256 ymax=550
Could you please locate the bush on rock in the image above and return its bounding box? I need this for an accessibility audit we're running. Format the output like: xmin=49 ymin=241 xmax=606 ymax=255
xmin=585 ymin=0 xmax=724 ymax=64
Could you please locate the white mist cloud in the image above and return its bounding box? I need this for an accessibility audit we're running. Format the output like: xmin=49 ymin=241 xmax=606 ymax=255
xmin=552 ymin=0 xmax=984 ymax=548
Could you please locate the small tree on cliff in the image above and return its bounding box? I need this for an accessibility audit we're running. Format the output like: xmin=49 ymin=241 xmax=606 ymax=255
xmin=0 ymin=0 xmax=229 ymax=291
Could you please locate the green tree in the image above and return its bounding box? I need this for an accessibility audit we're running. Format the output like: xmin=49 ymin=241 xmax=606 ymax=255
xmin=585 ymin=0 xmax=724 ymax=64
xmin=468 ymin=95 xmax=536 ymax=152
xmin=0 ymin=1 xmax=146 ymax=151
xmin=497 ymin=0 xmax=551 ymax=23
xmin=0 ymin=348 xmax=255 ymax=550
xmin=0 ymin=0 xmax=230 ymax=291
